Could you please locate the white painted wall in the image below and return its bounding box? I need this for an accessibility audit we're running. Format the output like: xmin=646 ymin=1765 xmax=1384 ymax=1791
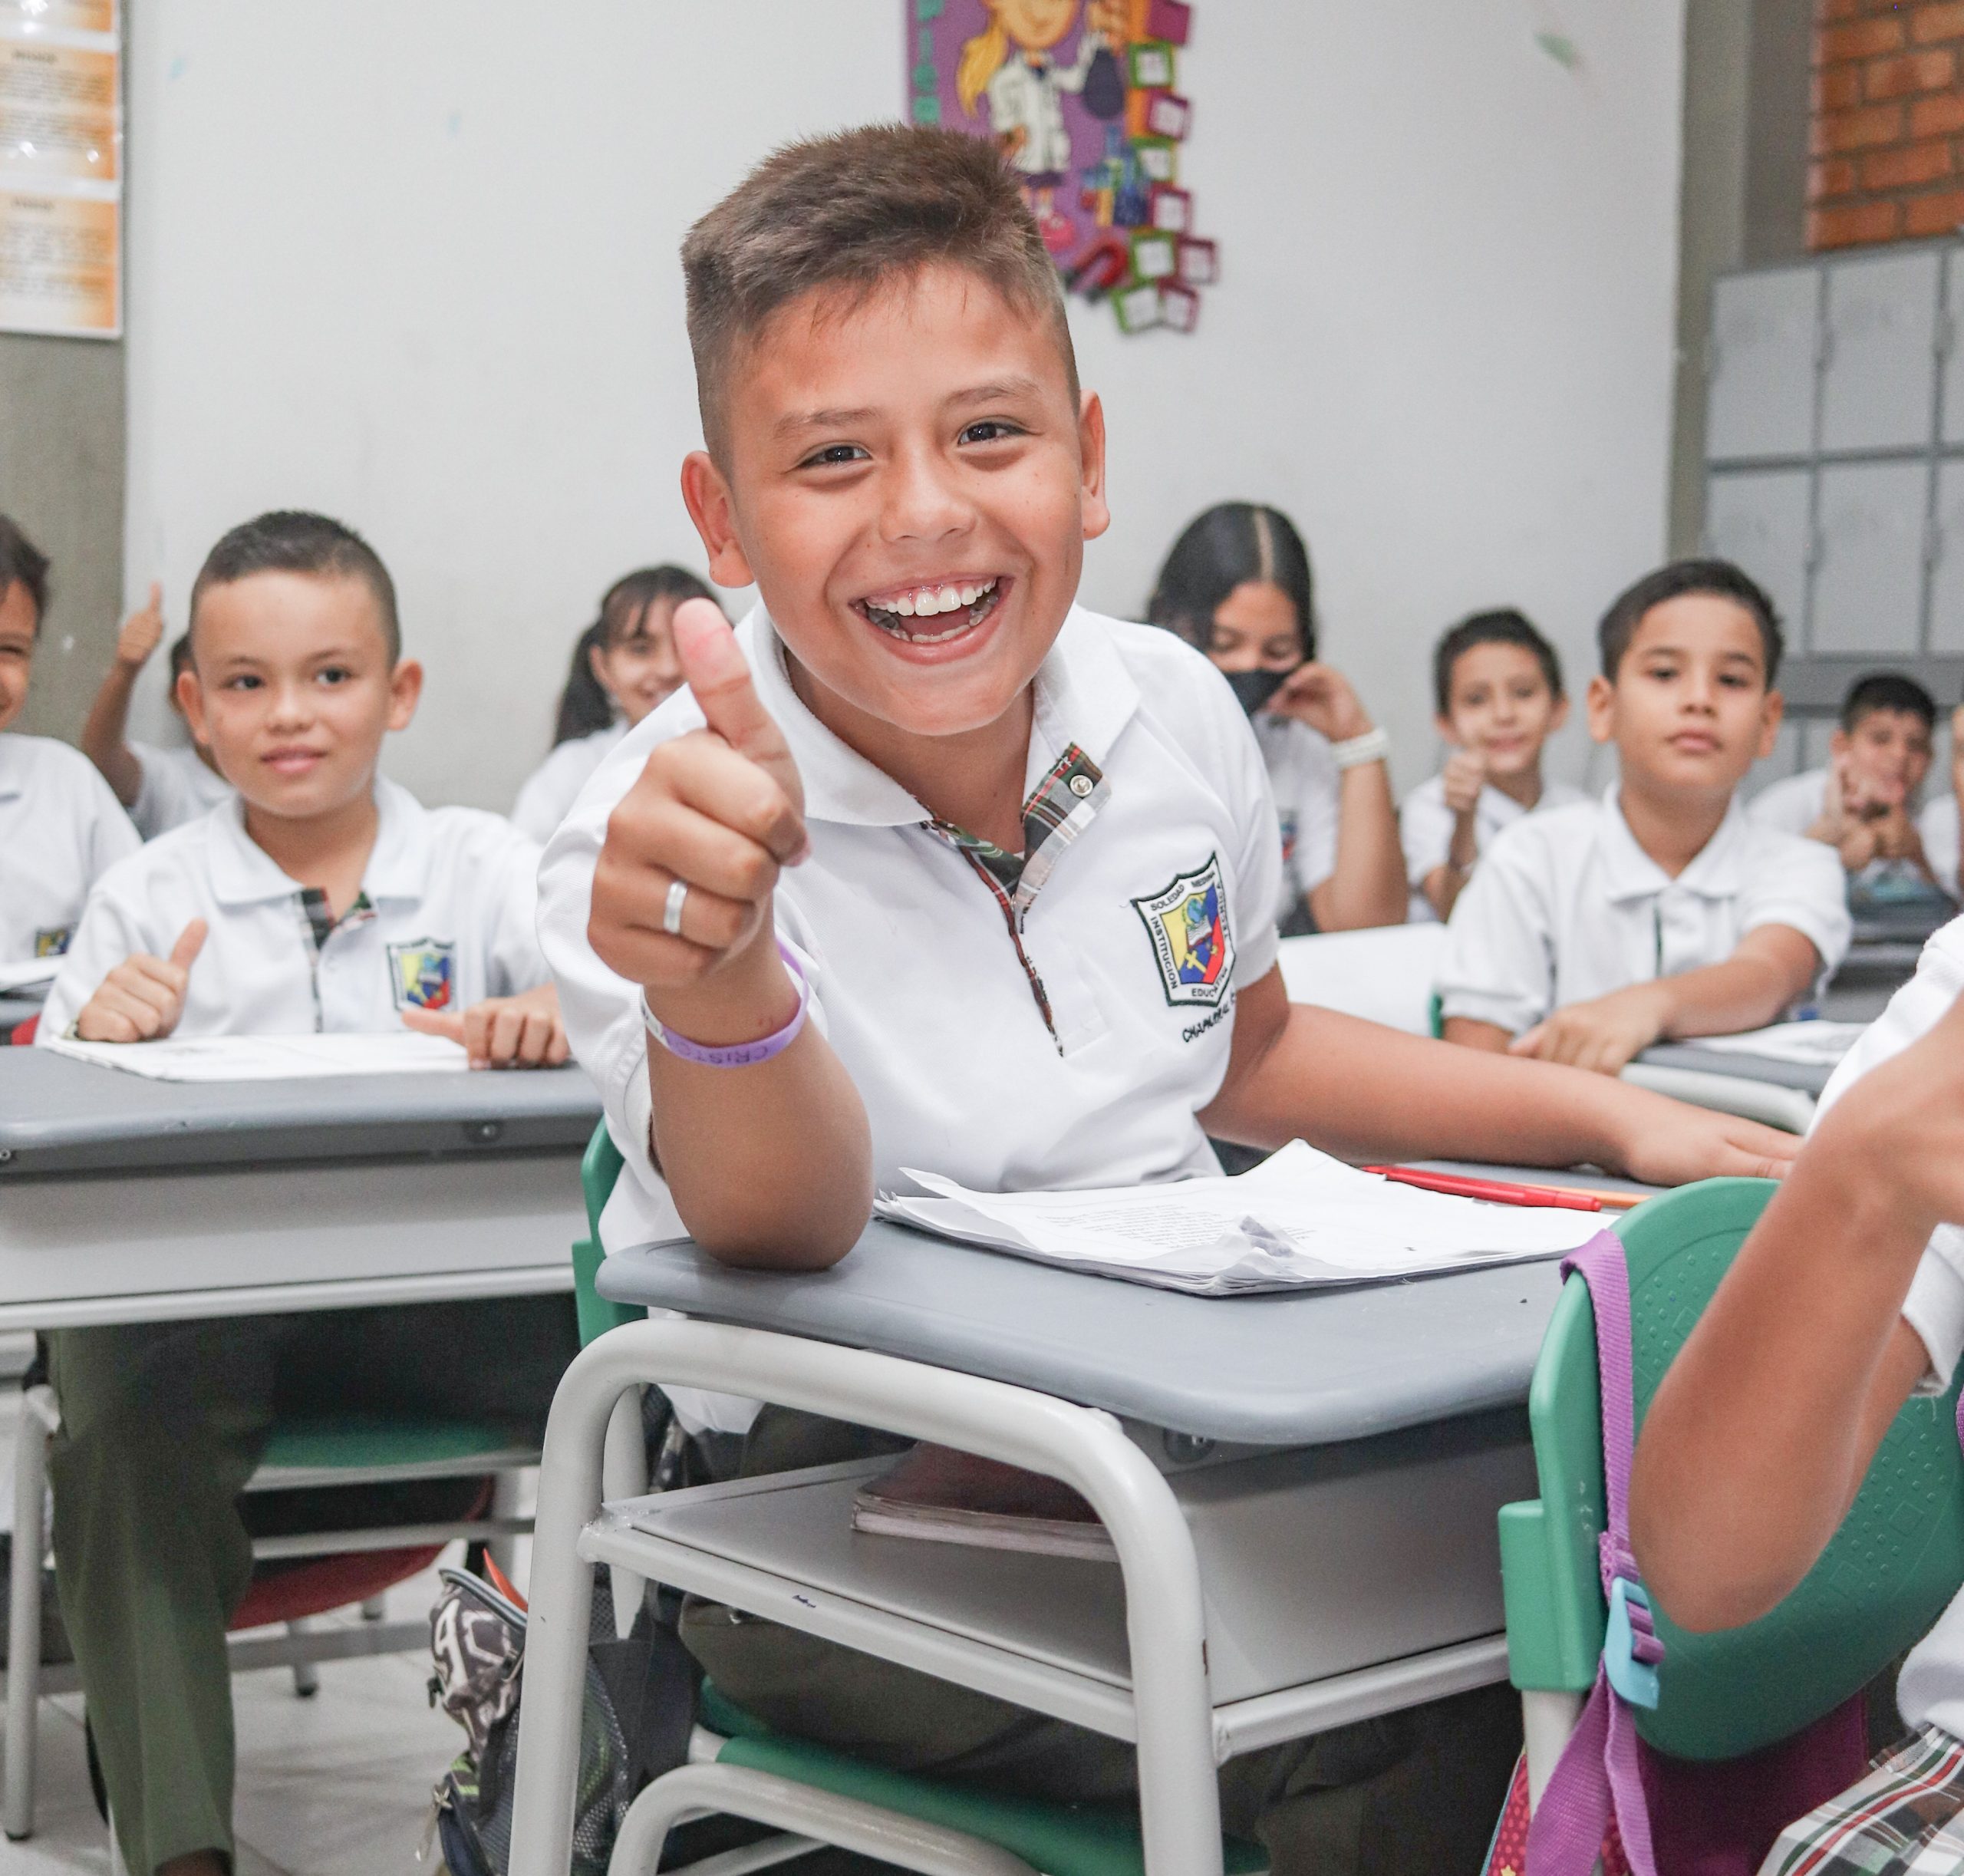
xmin=124 ymin=0 xmax=1686 ymax=809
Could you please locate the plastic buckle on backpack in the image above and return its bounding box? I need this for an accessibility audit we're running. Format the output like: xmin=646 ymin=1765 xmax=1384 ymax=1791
xmin=1604 ymin=1577 xmax=1662 ymax=1709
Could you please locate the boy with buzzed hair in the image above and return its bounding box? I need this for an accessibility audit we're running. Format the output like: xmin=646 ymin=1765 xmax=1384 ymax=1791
xmin=40 ymin=509 xmax=578 ymax=1876
xmin=541 ymin=127 xmax=1799 ymax=1871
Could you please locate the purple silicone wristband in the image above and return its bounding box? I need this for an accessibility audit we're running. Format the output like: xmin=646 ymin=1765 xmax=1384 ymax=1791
xmin=641 ymin=940 xmax=810 ymax=1069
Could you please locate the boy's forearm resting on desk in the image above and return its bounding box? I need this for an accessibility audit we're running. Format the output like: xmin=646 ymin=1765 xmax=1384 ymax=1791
xmin=1631 ymin=1001 xmax=1964 ymax=1630
xmin=1204 ymin=967 xmax=1799 ymax=1187
xmin=1447 ymin=924 xmax=1823 ymax=1075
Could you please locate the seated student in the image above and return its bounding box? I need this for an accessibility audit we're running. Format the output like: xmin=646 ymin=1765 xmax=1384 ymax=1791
xmin=539 ymin=127 xmax=1801 ymax=1874
xmin=38 ymin=509 xmax=577 ymax=1876
xmin=0 ymin=513 xmax=140 ymax=966
xmin=1749 ymin=671 xmax=1946 ymax=905
xmin=79 ymin=583 xmax=235 ymax=839
xmin=1439 ymin=560 xmax=1852 ymax=1074
xmin=510 ymin=565 xmax=717 ymax=843
xmin=1145 ymin=501 xmax=1406 ymax=934
xmin=1920 ymin=702 xmax=1964 ymax=900
xmin=1628 ymin=918 xmax=1964 ymax=1865
xmin=1401 ymin=608 xmax=1584 ymax=922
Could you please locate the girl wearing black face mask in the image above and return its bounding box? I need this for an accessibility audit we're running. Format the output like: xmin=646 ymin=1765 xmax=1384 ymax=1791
xmin=1146 ymin=503 xmax=1408 ymax=935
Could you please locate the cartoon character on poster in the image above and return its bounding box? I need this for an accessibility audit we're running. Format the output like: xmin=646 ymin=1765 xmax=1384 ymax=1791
xmin=955 ymin=0 xmax=1124 ymax=253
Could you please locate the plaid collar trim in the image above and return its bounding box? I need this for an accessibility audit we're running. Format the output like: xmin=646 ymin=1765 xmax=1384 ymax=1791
xmin=928 ymin=743 xmax=1108 ymax=915
xmin=298 ymin=887 xmax=374 ymax=954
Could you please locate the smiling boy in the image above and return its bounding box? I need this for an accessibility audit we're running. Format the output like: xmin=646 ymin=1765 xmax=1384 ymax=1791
xmin=1440 ymin=560 xmax=1852 ymax=1074
xmin=38 ymin=512 xmax=577 ymax=1876
xmin=541 ymin=130 xmax=1801 ymax=1869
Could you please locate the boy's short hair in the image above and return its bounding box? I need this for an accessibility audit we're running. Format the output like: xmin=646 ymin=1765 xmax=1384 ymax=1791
xmin=0 ymin=514 xmax=51 ymax=632
xmin=1597 ymin=557 xmax=1782 ymax=685
xmin=189 ymin=511 xmax=400 ymax=660
xmin=1432 ymin=608 xmax=1564 ymax=714
xmin=1840 ymin=670 xmax=1936 ymax=733
xmin=681 ymin=124 xmax=1078 ymax=464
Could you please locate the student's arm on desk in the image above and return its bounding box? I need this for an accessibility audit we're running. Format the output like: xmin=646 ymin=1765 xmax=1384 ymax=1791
xmin=1203 ymin=965 xmax=1799 ymax=1187
xmin=1632 ymin=994 xmax=1964 ymax=1631
xmin=585 ymin=602 xmax=872 ymax=1271
xmin=1504 ymin=925 xmax=1822 ymax=1076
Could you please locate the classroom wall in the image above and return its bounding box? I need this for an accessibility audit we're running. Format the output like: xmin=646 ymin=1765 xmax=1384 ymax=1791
xmin=121 ymin=0 xmax=1687 ymax=809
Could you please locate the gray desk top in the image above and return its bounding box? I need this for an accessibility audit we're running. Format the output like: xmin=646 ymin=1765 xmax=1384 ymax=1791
xmin=0 ymin=1047 xmax=601 ymax=1178
xmin=1635 ymin=1040 xmax=1833 ymax=1096
xmin=0 ymin=997 xmax=39 ymax=1038
xmin=597 ymin=1164 xmax=1651 ymax=1448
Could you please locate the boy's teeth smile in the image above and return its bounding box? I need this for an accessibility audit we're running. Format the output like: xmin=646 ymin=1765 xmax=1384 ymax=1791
xmin=857 ymin=576 xmax=1003 ymax=644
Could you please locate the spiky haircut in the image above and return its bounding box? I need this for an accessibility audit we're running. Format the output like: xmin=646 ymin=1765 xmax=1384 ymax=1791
xmin=681 ymin=124 xmax=1079 ymax=465
xmin=189 ymin=510 xmax=400 ymax=661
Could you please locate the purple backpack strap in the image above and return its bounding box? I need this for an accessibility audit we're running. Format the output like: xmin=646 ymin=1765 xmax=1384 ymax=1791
xmin=1525 ymin=1230 xmax=1667 ymax=1876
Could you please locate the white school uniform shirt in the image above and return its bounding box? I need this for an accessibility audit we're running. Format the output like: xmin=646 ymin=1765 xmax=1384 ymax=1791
xmin=39 ymin=777 xmax=548 ymax=1039
xmin=539 ymin=602 xmax=1284 ymax=1433
xmin=1254 ymin=715 xmax=1343 ymax=927
xmin=1436 ymin=783 xmax=1853 ymax=1037
xmin=1399 ymin=773 xmax=1587 ymax=924
xmin=0 ymin=733 xmax=140 ymax=964
xmin=1921 ymin=792 xmax=1961 ymax=898
xmin=128 ymin=738 xmax=235 ymax=840
xmin=511 ymin=722 xmax=628 ymax=846
xmin=1810 ymin=918 xmax=1964 ymax=1739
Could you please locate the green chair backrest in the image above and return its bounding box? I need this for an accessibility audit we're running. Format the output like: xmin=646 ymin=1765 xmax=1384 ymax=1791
xmin=1499 ymin=1175 xmax=1964 ymax=1762
xmin=571 ymin=1120 xmax=635 ymax=1349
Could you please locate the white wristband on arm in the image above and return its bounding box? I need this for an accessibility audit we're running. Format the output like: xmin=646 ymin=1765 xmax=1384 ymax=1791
xmin=1331 ymin=726 xmax=1390 ymax=770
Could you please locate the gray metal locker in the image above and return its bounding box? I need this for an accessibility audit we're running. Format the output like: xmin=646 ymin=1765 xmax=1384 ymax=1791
xmin=1705 ymin=267 xmax=1819 ymax=463
xmin=1819 ymin=249 xmax=1941 ymax=454
xmin=1942 ymin=252 xmax=1964 ymax=447
xmin=1927 ymin=457 xmax=1964 ymax=652
xmin=1705 ymin=468 xmax=1813 ymax=640
xmin=1809 ymin=459 xmax=1929 ymax=654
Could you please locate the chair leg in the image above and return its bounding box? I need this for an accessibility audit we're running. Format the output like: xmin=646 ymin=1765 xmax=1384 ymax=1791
xmin=602 ymin=1389 xmax=647 ymax=1639
xmin=1521 ymin=1687 xmax=1584 ymax=1811
xmin=288 ymin=1617 xmax=321 ymax=1698
xmin=608 ymin=1762 xmax=1038 ymax=1876
xmin=488 ymin=1468 xmax=526 ymax=1583
xmin=4 ymin=1383 xmax=54 ymax=1841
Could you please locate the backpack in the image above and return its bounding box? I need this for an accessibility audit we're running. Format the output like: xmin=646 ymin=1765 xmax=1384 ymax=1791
xmin=425 ymin=1563 xmax=700 ymax=1876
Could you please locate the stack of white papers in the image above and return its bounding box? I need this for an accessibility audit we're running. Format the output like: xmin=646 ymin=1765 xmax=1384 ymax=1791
xmin=876 ymin=1141 xmax=1603 ymax=1296
xmin=1689 ymin=1021 xmax=1869 ymax=1067
xmin=43 ymin=1031 xmax=473 ymax=1081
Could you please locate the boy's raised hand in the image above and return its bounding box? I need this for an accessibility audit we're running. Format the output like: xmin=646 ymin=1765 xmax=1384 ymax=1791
xmin=1440 ymin=747 xmax=1486 ymax=819
xmin=114 ymin=582 xmax=165 ymax=669
xmin=589 ymin=599 xmax=809 ymax=1001
xmin=402 ymin=983 xmax=569 ymax=1070
xmin=74 ymin=919 xmax=206 ymax=1042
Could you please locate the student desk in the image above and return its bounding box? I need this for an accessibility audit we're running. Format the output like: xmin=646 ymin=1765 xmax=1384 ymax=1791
xmin=509 ymin=1163 xmax=1650 ymax=1876
xmin=1625 ymin=1041 xmax=1831 ymax=1133
xmin=0 ymin=1048 xmax=599 ymax=1331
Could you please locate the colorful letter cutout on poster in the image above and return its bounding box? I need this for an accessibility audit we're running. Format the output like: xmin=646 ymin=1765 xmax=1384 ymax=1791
xmin=905 ymin=0 xmax=1213 ymax=335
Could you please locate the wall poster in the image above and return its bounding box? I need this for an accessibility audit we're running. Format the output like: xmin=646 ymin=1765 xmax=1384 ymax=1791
xmin=906 ymin=0 xmax=1214 ymax=335
xmin=0 ymin=0 xmax=120 ymax=338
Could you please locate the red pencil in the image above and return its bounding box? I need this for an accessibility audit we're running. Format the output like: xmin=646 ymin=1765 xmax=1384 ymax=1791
xmin=1362 ymin=1165 xmax=1603 ymax=1212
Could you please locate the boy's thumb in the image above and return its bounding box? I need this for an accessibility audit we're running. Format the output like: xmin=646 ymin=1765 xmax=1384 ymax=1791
xmin=170 ymin=919 xmax=208 ymax=971
xmin=673 ymin=598 xmax=801 ymax=794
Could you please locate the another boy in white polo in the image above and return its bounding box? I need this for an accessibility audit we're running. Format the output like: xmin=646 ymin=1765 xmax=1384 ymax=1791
xmin=0 ymin=515 xmax=139 ymax=966
xmin=1441 ymin=560 xmax=1850 ymax=1076
xmin=539 ymin=128 xmax=1798 ymax=1873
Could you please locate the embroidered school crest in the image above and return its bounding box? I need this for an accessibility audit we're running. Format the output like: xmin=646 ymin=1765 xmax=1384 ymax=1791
xmin=1133 ymin=855 xmax=1235 ymax=1007
xmin=32 ymin=927 xmax=71 ymax=958
xmin=387 ymin=938 xmax=456 ymax=1011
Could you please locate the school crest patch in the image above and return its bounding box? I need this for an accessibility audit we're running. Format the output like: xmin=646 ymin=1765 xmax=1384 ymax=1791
xmin=1132 ymin=855 xmax=1235 ymax=1008
xmin=32 ymin=927 xmax=71 ymax=958
xmin=387 ymin=937 xmax=456 ymax=1011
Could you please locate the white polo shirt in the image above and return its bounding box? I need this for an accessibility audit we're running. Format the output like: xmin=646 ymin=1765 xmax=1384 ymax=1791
xmin=1254 ymin=715 xmax=1340 ymax=927
xmin=1399 ymin=772 xmax=1586 ymax=923
xmin=512 ymin=722 xmax=627 ymax=846
xmin=1809 ymin=918 xmax=1964 ymax=1739
xmin=129 ymin=738 xmax=235 ymax=840
xmin=39 ymin=777 xmax=548 ymax=1038
xmin=0 ymin=733 xmax=140 ymax=964
xmin=1437 ymin=783 xmax=1852 ymax=1037
xmin=542 ymin=601 xmax=1283 ymax=1249
xmin=1921 ymin=792 xmax=1960 ymax=898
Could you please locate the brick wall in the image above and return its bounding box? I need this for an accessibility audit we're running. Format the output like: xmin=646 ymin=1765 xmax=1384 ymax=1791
xmin=1812 ymin=0 xmax=1964 ymax=247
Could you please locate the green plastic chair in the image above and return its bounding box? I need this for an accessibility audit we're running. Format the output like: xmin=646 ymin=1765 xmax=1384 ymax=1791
xmin=568 ymin=1120 xmax=1270 ymax=1876
xmin=1499 ymin=1175 xmax=1964 ymax=1772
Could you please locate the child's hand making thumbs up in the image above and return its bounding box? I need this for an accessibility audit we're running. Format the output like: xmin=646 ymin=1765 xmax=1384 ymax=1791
xmin=74 ymin=918 xmax=207 ymax=1042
